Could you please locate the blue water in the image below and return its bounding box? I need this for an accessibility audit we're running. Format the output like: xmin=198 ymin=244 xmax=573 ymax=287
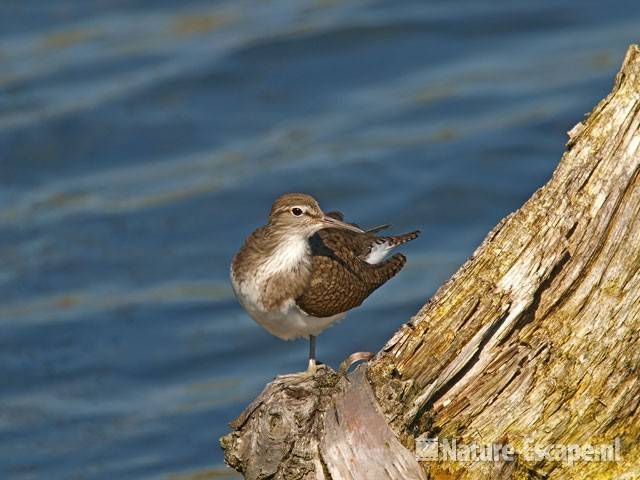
xmin=1 ymin=1 xmax=639 ymax=478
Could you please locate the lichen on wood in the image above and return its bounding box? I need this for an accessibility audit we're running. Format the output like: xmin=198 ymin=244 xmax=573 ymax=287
xmin=222 ymin=45 xmax=640 ymax=480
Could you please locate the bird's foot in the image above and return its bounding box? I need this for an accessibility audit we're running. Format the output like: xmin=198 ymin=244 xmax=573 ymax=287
xmin=308 ymin=357 xmax=317 ymax=374
xmin=338 ymin=351 xmax=374 ymax=375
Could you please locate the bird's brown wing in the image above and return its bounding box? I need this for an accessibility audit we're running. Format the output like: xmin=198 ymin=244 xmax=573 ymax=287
xmin=295 ymin=228 xmax=406 ymax=318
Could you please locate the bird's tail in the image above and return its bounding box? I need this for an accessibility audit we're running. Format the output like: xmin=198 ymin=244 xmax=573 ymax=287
xmin=362 ymin=230 xmax=421 ymax=264
xmin=379 ymin=230 xmax=421 ymax=247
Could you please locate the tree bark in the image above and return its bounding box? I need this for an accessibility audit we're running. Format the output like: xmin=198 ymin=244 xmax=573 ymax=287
xmin=221 ymin=44 xmax=640 ymax=480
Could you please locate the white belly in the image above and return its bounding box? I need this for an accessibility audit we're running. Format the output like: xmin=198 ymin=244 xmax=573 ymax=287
xmin=231 ymin=269 xmax=345 ymax=340
xmin=249 ymin=299 xmax=345 ymax=340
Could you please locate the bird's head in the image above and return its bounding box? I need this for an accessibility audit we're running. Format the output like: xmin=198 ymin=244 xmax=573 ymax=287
xmin=268 ymin=193 xmax=364 ymax=237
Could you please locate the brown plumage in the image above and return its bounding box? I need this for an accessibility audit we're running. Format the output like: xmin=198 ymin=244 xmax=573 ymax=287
xmin=230 ymin=193 xmax=420 ymax=371
xmin=296 ymin=225 xmax=418 ymax=317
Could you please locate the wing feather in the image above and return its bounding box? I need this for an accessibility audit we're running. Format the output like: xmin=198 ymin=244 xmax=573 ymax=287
xmin=296 ymin=228 xmax=408 ymax=318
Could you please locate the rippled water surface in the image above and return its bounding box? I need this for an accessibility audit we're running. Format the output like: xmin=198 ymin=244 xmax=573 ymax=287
xmin=2 ymin=0 xmax=639 ymax=478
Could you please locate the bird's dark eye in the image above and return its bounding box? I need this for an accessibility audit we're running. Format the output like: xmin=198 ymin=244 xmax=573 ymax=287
xmin=291 ymin=207 xmax=303 ymax=216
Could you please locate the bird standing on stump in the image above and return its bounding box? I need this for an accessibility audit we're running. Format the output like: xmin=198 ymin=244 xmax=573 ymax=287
xmin=230 ymin=193 xmax=419 ymax=373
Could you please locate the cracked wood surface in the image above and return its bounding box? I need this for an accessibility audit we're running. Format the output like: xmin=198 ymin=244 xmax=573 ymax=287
xmin=221 ymin=45 xmax=640 ymax=479
xmin=370 ymin=44 xmax=640 ymax=479
xmin=221 ymin=366 xmax=426 ymax=480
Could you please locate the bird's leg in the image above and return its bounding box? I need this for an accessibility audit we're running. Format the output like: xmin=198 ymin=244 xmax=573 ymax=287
xmin=307 ymin=335 xmax=317 ymax=373
xmin=278 ymin=335 xmax=319 ymax=380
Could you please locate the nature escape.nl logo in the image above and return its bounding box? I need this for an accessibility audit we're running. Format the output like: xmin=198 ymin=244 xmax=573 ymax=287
xmin=415 ymin=436 xmax=622 ymax=466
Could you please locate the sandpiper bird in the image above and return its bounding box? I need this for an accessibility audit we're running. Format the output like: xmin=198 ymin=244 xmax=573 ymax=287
xmin=230 ymin=193 xmax=419 ymax=372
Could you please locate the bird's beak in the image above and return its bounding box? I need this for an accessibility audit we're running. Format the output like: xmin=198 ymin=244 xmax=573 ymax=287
xmin=319 ymin=215 xmax=365 ymax=233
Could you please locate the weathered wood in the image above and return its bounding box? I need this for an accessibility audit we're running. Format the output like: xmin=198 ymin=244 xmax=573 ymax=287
xmin=221 ymin=367 xmax=340 ymax=479
xmin=320 ymin=368 xmax=426 ymax=480
xmin=221 ymin=366 xmax=425 ymax=479
xmin=222 ymin=45 xmax=640 ymax=479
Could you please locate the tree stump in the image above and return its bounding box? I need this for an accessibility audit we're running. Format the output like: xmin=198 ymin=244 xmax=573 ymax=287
xmin=221 ymin=44 xmax=640 ymax=480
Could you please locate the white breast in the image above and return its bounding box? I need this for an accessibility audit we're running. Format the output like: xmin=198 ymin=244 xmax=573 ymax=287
xmin=231 ymin=234 xmax=346 ymax=340
xmin=259 ymin=234 xmax=309 ymax=278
